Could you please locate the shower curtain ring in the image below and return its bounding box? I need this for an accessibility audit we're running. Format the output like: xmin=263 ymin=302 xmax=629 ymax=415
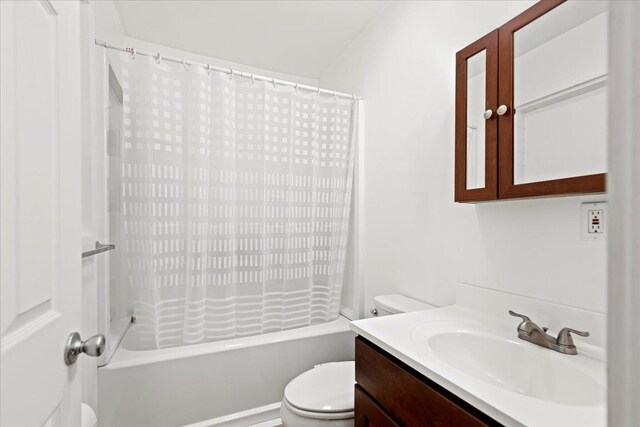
xmin=295 ymin=83 xmax=299 ymax=93
xmin=251 ymin=73 xmax=255 ymax=86
xmin=229 ymin=69 xmax=234 ymax=80
xmin=206 ymin=63 xmax=212 ymax=75
xmin=272 ymin=77 xmax=277 ymax=89
xmin=182 ymin=59 xmax=189 ymax=71
xmin=155 ymin=52 xmax=162 ymax=64
xmin=316 ymin=87 xmax=321 ymax=95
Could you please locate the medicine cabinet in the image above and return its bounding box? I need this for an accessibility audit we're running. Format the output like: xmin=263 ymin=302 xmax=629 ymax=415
xmin=455 ymin=0 xmax=608 ymax=202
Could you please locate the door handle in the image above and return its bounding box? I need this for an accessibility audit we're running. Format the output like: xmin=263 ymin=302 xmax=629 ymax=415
xmin=64 ymin=332 xmax=105 ymax=365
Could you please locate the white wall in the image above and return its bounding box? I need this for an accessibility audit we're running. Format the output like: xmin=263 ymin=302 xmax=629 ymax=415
xmin=319 ymin=1 xmax=607 ymax=315
xmin=94 ymin=0 xmax=127 ymax=84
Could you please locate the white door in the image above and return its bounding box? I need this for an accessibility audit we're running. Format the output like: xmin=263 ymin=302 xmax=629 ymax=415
xmin=1 ymin=1 xmax=83 ymax=426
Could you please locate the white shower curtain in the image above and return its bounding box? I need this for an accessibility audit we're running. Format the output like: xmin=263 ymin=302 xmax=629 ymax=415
xmin=118 ymin=52 xmax=358 ymax=349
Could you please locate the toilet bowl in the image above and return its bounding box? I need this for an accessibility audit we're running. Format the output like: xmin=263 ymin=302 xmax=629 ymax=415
xmin=280 ymin=294 xmax=435 ymax=426
xmin=280 ymin=361 xmax=355 ymax=427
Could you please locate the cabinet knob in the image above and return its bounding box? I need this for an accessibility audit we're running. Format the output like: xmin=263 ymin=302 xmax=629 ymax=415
xmin=483 ymin=109 xmax=493 ymax=120
xmin=497 ymin=105 xmax=509 ymax=115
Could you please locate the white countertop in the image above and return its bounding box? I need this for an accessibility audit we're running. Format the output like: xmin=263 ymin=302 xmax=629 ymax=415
xmin=351 ymin=297 xmax=606 ymax=427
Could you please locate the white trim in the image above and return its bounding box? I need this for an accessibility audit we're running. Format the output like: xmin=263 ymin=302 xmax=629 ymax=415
xmin=181 ymin=402 xmax=281 ymax=427
xmin=354 ymin=100 xmax=366 ymax=319
xmin=339 ymin=99 xmax=365 ymax=321
xmin=247 ymin=419 xmax=282 ymax=427
xmin=338 ymin=307 xmax=354 ymax=320
xmin=607 ymin=2 xmax=640 ymax=425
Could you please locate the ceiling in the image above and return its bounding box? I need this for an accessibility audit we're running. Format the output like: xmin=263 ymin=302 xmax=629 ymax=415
xmin=114 ymin=1 xmax=390 ymax=79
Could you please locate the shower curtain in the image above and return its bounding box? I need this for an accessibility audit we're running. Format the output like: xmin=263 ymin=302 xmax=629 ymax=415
xmin=117 ymin=53 xmax=358 ymax=349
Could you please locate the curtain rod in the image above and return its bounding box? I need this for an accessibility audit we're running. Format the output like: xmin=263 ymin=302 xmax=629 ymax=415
xmin=95 ymin=39 xmax=363 ymax=101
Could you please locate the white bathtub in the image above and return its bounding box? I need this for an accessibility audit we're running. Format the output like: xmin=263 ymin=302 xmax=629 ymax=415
xmin=98 ymin=316 xmax=355 ymax=427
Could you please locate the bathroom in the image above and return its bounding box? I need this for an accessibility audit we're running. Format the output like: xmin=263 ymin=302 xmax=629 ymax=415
xmin=0 ymin=0 xmax=638 ymax=426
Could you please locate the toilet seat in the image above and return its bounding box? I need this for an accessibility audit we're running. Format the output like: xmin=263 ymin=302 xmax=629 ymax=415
xmin=284 ymin=361 xmax=355 ymax=419
xmin=283 ymin=397 xmax=354 ymax=420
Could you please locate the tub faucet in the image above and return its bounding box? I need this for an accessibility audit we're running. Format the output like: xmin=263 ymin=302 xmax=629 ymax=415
xmin=508 ymin=310 xmax=589 ymax=355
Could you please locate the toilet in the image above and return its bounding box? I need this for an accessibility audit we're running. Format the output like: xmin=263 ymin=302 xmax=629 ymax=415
xmin=280 ymin=294 xmax=435 ymax=426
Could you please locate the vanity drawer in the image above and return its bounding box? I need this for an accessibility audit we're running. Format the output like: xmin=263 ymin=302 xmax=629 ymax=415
xmin=355 ymin=337 xmax=500 ymax=427
xmin=355 ymin=385 xmax=400 ymax=427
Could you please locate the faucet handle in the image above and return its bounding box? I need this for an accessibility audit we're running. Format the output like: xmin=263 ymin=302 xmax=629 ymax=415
xmin=557 ymin=327 xmax=590 ymax=346
xmin=508 ymin=310 xmax=531 ymax=322
xmin=508 ymin=310 xmax=534 ymax=333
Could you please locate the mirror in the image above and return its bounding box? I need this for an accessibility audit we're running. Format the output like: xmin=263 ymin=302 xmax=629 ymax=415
xmin=466 ymin=49 xmax=487 ymax=189
xmin=513 ymin=1 xmax=608 ymax=184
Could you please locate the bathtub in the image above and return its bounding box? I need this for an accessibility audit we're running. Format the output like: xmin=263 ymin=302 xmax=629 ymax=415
xmin=98 ymin=316 xmax=355 ymax=427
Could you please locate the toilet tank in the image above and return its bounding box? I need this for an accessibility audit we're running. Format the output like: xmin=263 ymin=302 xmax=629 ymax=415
xmin=372 ymin=294 xmax=435 ymax=316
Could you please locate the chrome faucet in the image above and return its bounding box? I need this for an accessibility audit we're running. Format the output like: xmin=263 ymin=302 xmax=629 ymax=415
xmin=508 ymin=310 xmax=589 ymax=355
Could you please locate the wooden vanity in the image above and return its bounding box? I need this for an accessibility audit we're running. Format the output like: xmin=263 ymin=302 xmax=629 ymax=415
xmin=354 ymin=337 xmax=501 ymax=427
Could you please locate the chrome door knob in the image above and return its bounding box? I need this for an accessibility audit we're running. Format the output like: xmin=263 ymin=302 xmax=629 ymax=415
xmin=483 ymin=109 xmax=493 ymax=120
xmin=64 ymin=332 xmax=105 ymax=365
xmin=497 ymin=104 xmax=509 ymax=115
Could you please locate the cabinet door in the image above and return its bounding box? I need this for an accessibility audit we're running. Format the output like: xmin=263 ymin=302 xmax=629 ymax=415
xmin=355 ymin=385 xmax=400 ymax=427
xmin=355 ymin=338 xmax=498 ymax=426
xmin=455 ymin=29 xmax=499 ymax=202
xmin=497 ymin=0 xmax=607 ymax=198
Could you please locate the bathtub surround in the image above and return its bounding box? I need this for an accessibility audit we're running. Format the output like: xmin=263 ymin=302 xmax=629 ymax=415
xmin=116 ymin=51 xmax=359 ymax=349
xmin=319 ymin=1 xmax=607 ymax=315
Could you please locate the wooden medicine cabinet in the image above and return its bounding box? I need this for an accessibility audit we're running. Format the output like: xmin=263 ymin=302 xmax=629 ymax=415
xmin=455 ymin=0 xmax=607 ymax=202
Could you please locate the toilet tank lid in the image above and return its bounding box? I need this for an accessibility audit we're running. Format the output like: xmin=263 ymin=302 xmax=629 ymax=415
xmin=374 ymin=294 xmax=435 ymax=314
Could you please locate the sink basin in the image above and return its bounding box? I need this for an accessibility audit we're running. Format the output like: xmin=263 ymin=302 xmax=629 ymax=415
xmin=414 ymin=326 xmax=604 ymax=406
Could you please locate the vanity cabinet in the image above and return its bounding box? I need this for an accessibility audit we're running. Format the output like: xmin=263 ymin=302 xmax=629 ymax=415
xmin=354 ymin=337 xmax=501 ymax=427
xmin=455 ymin=0 xmax=608 ymax=202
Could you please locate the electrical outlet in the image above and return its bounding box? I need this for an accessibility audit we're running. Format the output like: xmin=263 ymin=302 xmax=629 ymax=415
xmin=588 ymin=209 xmax=604 ymax=234
xmin=582 ymin=202 xmax=606 ymax=241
